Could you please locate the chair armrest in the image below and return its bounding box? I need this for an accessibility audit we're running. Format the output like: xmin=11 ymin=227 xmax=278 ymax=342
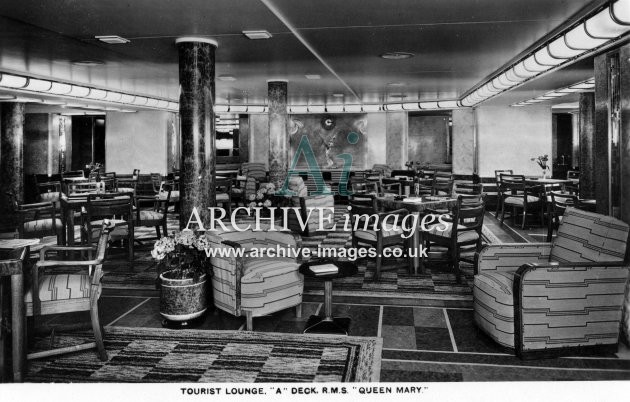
xmin=513 ymin=261 xmax=629 ymax=355
xmin=39 ymin=245 xmax=96 ymax=261
xmin=475 ymin=243 xmax=551 ymax=274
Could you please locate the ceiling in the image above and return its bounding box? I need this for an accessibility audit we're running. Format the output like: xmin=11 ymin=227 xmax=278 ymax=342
xmin=0 ymin=0 xmax=609 ymax=109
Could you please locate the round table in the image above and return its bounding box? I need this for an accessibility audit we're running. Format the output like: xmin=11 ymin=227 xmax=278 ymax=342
xmin=299 ymin=259 xmax=358 ymax=335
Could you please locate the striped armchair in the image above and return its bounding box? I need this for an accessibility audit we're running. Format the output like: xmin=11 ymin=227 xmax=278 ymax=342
xmin=285 ymin=194 xmax=335 ymax=236
xmin=207 ymin=229 xmax=303 ymax=331
xmin=474 ymin=207 xmax=630 ymax=359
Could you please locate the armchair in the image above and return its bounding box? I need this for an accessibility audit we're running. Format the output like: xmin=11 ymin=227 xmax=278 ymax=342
xmin=285 ymin=194 xmax=335 ymax=236
xmin=25 ymin=220 xmax=114 ymax=361
xmin=473 ymin=207 xmax=630 ymax=359
xmin=206 ymin=229 xmax=303 ymax=331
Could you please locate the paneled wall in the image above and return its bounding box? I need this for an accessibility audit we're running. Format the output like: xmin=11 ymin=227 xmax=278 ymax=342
xmin=106 ymin=110 xmax=174 ymax=175
xmin=476 ymin=105 xmax=552 ymax=178
xmin=452 ymin=108 xmax=475 ymax=175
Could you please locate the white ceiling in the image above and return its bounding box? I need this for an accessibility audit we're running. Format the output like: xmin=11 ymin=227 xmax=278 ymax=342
xmin=0 ymin=0 xmax=607 ymax=109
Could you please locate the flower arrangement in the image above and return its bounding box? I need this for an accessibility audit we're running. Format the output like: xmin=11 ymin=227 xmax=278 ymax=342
xmin=247 ymin=182 xmax=276 ymax=209
xmin=531 ymin=154 xmax=549 ymax=170
xmin=151 ymin=230 xmax=214 ymax=281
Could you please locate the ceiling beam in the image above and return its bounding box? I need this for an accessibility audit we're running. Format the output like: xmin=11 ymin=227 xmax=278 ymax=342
xmin=259 ymin=0 xmax=362 ymax=103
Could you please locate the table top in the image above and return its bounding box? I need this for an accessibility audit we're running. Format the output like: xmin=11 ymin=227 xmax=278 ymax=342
xmin=525 ymin=178 xmax=573 ymax=185
xmin=376 ymin=195 xmax=457 ymax=213
xmin=0 ymin=238 xmax=40 ymax=250
xmin=299 ymin=259 xmax=358 ymax=280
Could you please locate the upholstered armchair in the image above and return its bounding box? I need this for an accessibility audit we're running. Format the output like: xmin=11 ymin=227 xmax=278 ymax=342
xmin=474 ymin=207 xmax=630 ymax=359
xmin=207 ymin=229 xmax=303 ymax=331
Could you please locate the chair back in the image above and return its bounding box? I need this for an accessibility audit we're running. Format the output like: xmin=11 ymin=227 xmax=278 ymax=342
xmin=432 ymin=172 xmax=454 ymax=196
xmin=241 ymin=163 xmax=267 ymax=180
xmin=371 ymin=164 xmax=392 ymax=178
xmin=349 ymin=201 xmax=377 ymax=230
xmin=453 ymin=181 xmax=482 ymax=196
xmin=391 ymin=170 xmax=415 ymax=179
xmin=451 ymin=196 xmax=486 ymax=241
xmin=16 ymin=201 xmax=59 ymax=239
xmin=62 ymin=170 xmax=85 ymax=179
xmin=551 ymin=207 xmax=629 ymax=264
xmin=150 ymin=173 xmax=162 ymax=193
xmin=67 ymin=181 xmax=101 ymax=196
xmin=215 ymin=178 xmax=232 ymax=194
xmin=567 ymin=170 xmax=580 ymax=180
xmin=86 ymin=194 xmax=133 ymax=222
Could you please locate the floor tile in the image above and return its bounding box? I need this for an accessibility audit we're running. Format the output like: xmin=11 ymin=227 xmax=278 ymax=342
xmin=382 ymin=306 xmax=414 ymax=326
xmin=381 ymin=325 xmax=417 ymax=349
xmin=414 ymin=326 xmax=454 ymax=351
xmin=412 ymin=307 xmax=446 ymax=328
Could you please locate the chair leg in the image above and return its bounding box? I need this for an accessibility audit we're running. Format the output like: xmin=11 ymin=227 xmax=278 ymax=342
xmin=245 ymin=310 xmax=253 ymax=331
xmin=295 ymin=304 xmax=302 ymax=318
xmin=453 ymin=247 xmax=462 ymax=284
xmin=500 ymin=202 xmax=506 ymax=225
xmin=90 ymin=302 xmax=108 ymax=361
xmin=375 ymin=239 xmax=383 ymax=280
xmin=521 ymin=208 xmax=527 ymax=230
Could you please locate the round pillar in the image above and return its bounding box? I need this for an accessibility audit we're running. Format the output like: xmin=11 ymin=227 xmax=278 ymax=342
xmin=176 ymin=37 xmax=217 ymax=229
xmin=268 ymin=80 xmax=289 ymax=189
xmin=0 ymin=103 xmax=25 ymax=231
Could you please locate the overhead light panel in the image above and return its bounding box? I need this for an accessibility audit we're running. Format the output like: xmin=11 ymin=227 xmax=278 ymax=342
xmin=242 ymin=30 xmax=272 ymax=40
xmin=305 ymin=74 xmax=321 ymax=80
xmin=0 ymin=74 xmax=28 ymax=88
xmin=95 ymin=35 xmax=130 ymax=44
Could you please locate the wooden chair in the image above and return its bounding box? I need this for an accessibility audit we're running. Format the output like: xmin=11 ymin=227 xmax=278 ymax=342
xmin=116 ymin=175 xmax=138 ymax=196
xmin=423 ymin=195 xmax=486 ymax=283
xmin=348 ymin=179 xmax=378 ymax=204
xmin=66 ymin=181 xmax=100 ymax=196
xmin=82 ymin=193 xmax=134 ymax=261
xmin=431 ymin=172 xmax=454 ymax=196
xmin=11 ymin=197 xmax=62 ymax=247
xmin=25 ymin=220 xmax=114 ymax=361
xmin=135 ymin=185 xmax=172 ymax=240
xmin=350 ymin=200 xmax=410 ymax=280
xmin=150 ymin=173 xmax=162 ymax=194
xmin=546 ymin=191 xmax=578 ymax=242
xmin=494 ymin=169 xmax=513 ymax=215
xmin=499 ymin=174 xmax=544 ymax=229
xmin=215 ymin=178 xmax=233 ymax=215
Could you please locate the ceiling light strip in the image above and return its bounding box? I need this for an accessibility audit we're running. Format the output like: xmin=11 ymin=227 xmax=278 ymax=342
xmin=511 ymin=77 xmax=594 ymax=107
xmin=463 ymin=0 xmax=630 ymax=107
xmin=0 ymin=72 xmax=175 ymax=112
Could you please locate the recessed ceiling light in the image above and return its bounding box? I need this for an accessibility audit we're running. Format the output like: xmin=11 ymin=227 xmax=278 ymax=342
xmin=389 ymin=94 xmax=407 ymax=99
xmin=387 ymin=82 xmax=406 ymax=87
xmin=242 ymin=30 xmax=272 ymax=40
xmin=95 ymin=35 xmax=130 ymax=44
xmin=72 ymin=60 xmax=105 ymax=66
xmin=380 ymin=52 xmax=415 ymax=60
xmin=305 ymin=74 xmax=321 ymax=80
xmin=218 ymin=75 xmax=237 ymax=81
xmin=332 ymin=93 xmax=344 ymax=97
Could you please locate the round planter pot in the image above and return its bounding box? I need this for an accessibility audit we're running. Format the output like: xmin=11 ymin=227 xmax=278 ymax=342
xmin=159 ymin=271 xmax=208 ymax=322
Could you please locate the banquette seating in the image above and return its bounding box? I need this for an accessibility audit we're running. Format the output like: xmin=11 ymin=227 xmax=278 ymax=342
xmin=473 ymin=207 xmax=630 ymax=359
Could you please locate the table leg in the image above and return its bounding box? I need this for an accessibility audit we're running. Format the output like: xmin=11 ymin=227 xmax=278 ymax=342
xmin=303 ymin=280 xmax=350 ymax=335
xmin=11 ymin=273 xmax=24 ymax=382
xmin=65 ymin=207 xmax=74 ymax=246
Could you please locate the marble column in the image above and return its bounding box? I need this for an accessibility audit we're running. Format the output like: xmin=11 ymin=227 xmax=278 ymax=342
xmin=0 ymin=103 xmax=25 ymax=231
xmin=267 ymin=80 xmax=289 ymax=189
xmin=578 ymin=92 xmax=595 ymax=200
xmin=176 ymin=37 xmax=216 ymax=229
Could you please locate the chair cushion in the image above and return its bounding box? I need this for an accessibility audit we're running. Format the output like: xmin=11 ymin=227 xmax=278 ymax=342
xmin=216 ymin=193 xmax=230 ymax=202
xmin=231 ymin=188 xmax=243 ymax=194
xmin=504 ymin=195 xmax=540 ymax=206
xmin=473 ymin=272 xmax=516 ymax=348
xmin=23 ymin=219 xmax=62 ymax=235
xmin=354 ymin=226 xmax=404 ymax=242
xmin=117 ymin=187 xmax=135 ymax=194
xmin=426 ymin=222 xmax=480 ymax=243
xmin=138 ymin=210 xmax=164 ymax=222
xmin=39 ymin=192 xmax=60 ymax=204
xmin=25 ymin=274 xmax=91 ymax=303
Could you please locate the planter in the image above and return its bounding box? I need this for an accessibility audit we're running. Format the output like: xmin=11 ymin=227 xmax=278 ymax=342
xmin=159 ymin=271 xmax=208 ymax=322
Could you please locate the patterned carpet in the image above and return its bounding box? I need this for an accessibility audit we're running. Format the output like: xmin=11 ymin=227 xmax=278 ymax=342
xmin=25 ymin=326 xmax=382 ymax=383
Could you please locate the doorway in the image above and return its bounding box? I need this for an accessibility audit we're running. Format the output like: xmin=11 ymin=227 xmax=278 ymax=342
xmin=71 ymin=115 xmax=105 ymax=171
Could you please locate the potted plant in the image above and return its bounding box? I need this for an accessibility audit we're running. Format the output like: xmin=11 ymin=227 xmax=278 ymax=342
xmin=151 ymin=229 xmax=212 ymax=326
xmin=247 ymin=182 xmax=276 ymax=216
xmin=531 ymin=154 xmax=550 ymax=178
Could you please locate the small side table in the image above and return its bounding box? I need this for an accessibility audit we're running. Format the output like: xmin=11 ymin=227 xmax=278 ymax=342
xmin=299 ymin=259 xmax=357 ymax=335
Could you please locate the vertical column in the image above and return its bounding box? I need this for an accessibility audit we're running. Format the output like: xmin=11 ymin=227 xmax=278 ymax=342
xmin=176 ymin=37 xmax=216 ymax=229
xmin=0 ymin=103 xmax=25 ymax=230
xmin=267 ymin=80 xmax=289 ymax=189
xmin=578 ymin=92 xmax=595 ymax=200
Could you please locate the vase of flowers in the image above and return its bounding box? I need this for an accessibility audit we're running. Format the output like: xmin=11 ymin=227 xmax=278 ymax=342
xmin=247 ymin=182 xmax=276 ymax=216
xmin=531 ymin=154 xmax=549 ymax=178
xmin=152 ymin=230 xmax=213 ymax=325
